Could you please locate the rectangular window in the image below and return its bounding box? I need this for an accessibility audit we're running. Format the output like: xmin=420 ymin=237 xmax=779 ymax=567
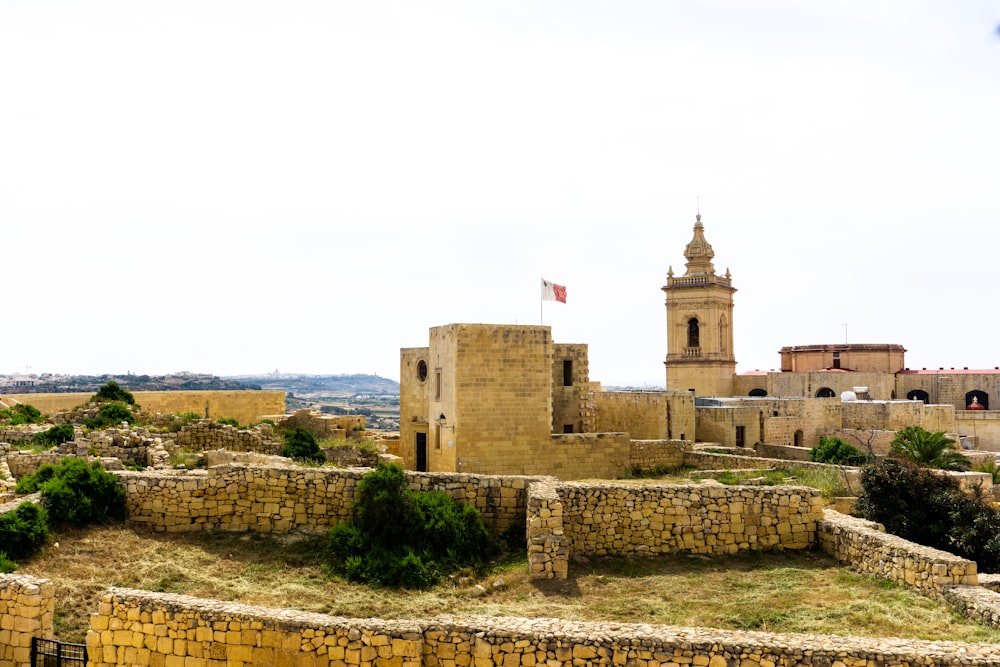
xmin=435 ymin=370 xmax=442 ymax=400
xmin=563 ymin=424 xmax=574 ymax=434
xmin=735 ymin=425 xmax=746 ymax=447
xmin=563 ymin=360 xmax=573 ymax=387
xmin=435 ymin=424 xmax=441 ymax=450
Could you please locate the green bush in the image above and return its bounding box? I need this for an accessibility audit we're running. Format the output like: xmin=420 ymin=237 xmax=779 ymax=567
xmin=83 ymin=402 xmax=136 ymax=429
xmin=91 ymin=380 xmax=135 ymax=405
xmin=17 ymin=458 xmax=126 ymax=526
xmin=856 ymin=458 xmax=1000 ymax=572
xmin=809 ymin=437 xmax=867 ymax=466
xmin=33 ymin=424 xmax=76 ymax=447
xmin=0 ymin=502 xmax=49 ymax=559
xmin=0 ymin=551 xmax=17 ymax=574
xmin=15 ymin=463 xmax=57 ymax=494
xmin=281 ymin=427 xmax=325 ymax=463
xmin=889 ymin=425 xmax=970 ymax=471
xmin=0 ymin=403 xmax=43 ymax=425
xmin=327 ymin=461 xmax=498 ymax=588
xmin=216 ymin=417 xmax=240 ymax=428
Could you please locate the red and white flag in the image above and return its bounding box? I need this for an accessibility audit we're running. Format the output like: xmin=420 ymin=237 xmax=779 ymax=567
xmin=541 ymin=278 xmax=567 ymax=303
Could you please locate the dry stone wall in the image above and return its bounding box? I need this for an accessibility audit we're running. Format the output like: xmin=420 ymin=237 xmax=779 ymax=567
xmin=557 ymin=481 xmax=822 ymax=556
xmin=120 ymin=466 xmax=534 ymax=535
xmin=87 ymin=588 xmax=1000 ymax=667
xmin=0 ymin=574 xmax=54 ymax=667
xmin=818 ymin=510 xmax=979 ymax=594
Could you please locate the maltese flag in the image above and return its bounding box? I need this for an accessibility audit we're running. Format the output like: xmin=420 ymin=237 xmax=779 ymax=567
xmin=541 ymin=278 xmax=567 ymax=303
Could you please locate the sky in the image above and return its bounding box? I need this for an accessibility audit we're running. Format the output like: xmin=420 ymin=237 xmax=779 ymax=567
xmin=2 ymin=1 xmax=999 ymax=387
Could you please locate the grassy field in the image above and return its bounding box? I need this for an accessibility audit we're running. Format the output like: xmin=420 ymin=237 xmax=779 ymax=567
xmin=16 ymin=524 xmax=1000 ymax=645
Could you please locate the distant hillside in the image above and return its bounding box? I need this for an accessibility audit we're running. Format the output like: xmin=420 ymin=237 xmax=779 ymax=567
xmin=226 ymin=373 xmax=399 ymax=397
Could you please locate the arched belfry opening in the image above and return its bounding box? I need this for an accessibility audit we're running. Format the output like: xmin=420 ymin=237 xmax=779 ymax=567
xmin=663 ymin=214 xmax=737 ymax=397
xmin=907 ymin=389 xmax=929 ymax=404
xmin=687 ymin=318 xmax=700 ymax=349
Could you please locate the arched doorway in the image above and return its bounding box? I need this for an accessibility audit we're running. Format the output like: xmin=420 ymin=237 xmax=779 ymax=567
xmin=907 ymin=389 xmax=929 ymax=404
xmin=816 ymin=387 xmax=836 ymax=398
xmin=966 ymin=390 xmax=989 ymax=410
xmin=749 ymin=388 xmax=767 ymax=397
xmin=794 ymin=430 xmax=804 ymax=447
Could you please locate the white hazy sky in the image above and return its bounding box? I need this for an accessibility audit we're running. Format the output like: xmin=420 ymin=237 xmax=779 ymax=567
xmin=2 ymin=2 xmax=999 ymax=386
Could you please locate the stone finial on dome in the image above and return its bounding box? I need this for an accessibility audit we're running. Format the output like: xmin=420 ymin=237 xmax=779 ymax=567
xmin=683 ymin=214 xmax=716 ymax=276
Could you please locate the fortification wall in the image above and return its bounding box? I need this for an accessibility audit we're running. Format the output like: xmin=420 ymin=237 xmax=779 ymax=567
xmin=0 ymin=574 xmax=54 ymax=666
xmin=557 ymin=481 xmax=822 ymax=556
xmin=590 ymin=391 xmax=668 ymax=440
xmin=86 ymin=588 xmax=1000 ymax=667
xmin=0 ymin=390 xmax=285 ymax=425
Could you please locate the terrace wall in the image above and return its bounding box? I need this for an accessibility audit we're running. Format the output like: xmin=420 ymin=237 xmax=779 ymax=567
xmin=85 ymin=588 xmax=1000 ymax=667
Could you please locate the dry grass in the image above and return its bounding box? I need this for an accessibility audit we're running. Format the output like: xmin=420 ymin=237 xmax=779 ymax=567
xmin=17 ymin=523 xmax=1000 ymax=645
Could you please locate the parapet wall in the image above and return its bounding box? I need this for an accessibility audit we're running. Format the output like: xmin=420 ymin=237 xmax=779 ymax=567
xmin=86 ymin=588 xmax=1000 ymax=667
xmin=557 ymin=481 xmax=823 ymax=556
xmin=0 ymin=574 xmax=54 ymax=667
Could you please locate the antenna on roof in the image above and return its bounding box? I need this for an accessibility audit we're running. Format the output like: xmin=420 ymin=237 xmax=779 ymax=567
xmin=843 ymin=323 xmax=848 ymax=344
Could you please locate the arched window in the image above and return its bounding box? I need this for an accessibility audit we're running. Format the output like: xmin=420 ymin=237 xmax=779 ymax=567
xmin=907 ymin=389 xmax=929 ymax=404
xmin=966 ymin=390 xmax=989 ymax=410
xmin=719 ymin=315 xmax=728 ymax=355
xmin=687 ymin=318 xmax=700 ymax=348
xmin=816 ymin=387 xmax=836 ymax=398
xmin=749 ymin=388 xmax=767 ymax=397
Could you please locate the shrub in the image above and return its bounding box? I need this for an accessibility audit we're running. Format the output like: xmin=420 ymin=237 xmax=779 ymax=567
xmin=856 ymin=458 xmax=1000 ymax=572
xmin=281 ymin=427 xmax=325 ymax=463
xmin=0 ymin=403 xmax=43 ymax=425
xmin=17 ymin=458 xmax=126 ymax=526
xmin=327 ymin=461 xmax=498 ymax=588
xmin=0 ymin=502 xmax=49 ymax=559
xmin=83 ymin=402 xmax=136 ymax=429
xmin=91 ymin=380 xmax=135 ymax=405
xmin=0 ymin=551 xmax=17 ymax=574
xmin=15 ymin=463 xmax=57 ymax=494
xmin=33 ymin=424 xmax=76 ymax=447
xmin=216 ymin=417 xmax=240 ymax=428
xmin=809 ymin=437 xmax=867 ymax=466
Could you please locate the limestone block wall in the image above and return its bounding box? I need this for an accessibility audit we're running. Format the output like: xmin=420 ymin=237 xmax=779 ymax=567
xmin=841 ymin=400 xmax=925 ymax=431
xmin=87 ymin=589 xmax=1000 ymax=667
xmin=280 ymin=410 xmax=365 ymax=441
xmin=628 ymin=439 xmax=688 ymax=471
xmin=120 ymin=466 xmax=533 ymax=535
xmin=819 ymin=510 xmax=979 ymax=595
xmin=695 ymin=405 xmax=763 ymax=447
xmin=956 ymin=411 xmax=1000 ymax=451
xmin=540 ymin=432 xmax=632 ymax=480
xmin=590 ymin=391 xmax=668 ymax=440
xmin=0 ymin=390 xmax=285 ymax=425
xmin=526 ymin=478 xmax=569 ymax=579
xmin=551 ymin=343 xmax=589 ymax=435
xmin=0 ymin=574 xmax=54 ymax=667
xmin=171 ymin=420 xmax=284 ymax=455
xmin=557 ymin=482 xmax=822 ymax=556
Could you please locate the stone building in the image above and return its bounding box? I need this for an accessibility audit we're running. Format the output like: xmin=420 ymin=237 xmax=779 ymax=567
xmin=399 ymin=323 xmax=693 ymax=477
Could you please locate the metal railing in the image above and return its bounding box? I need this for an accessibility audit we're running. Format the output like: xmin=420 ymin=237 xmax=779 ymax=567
xmin=31 ymin=638 xmax=88 ymax=667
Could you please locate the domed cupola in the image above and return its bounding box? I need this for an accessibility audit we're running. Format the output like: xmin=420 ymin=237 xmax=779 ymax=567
xmin=967 ymin=396 xmax=986 ymax=410
xmin=683 ymin=214 xmax=716 ymax=277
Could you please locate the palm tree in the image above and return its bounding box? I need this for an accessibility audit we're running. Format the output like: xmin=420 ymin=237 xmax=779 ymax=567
xmin=889 ymin=425 xmax=971 ymax=471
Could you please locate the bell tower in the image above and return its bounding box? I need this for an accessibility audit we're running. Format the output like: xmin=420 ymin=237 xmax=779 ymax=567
xmin=662 ymin=214 xmax=736 ymax=396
